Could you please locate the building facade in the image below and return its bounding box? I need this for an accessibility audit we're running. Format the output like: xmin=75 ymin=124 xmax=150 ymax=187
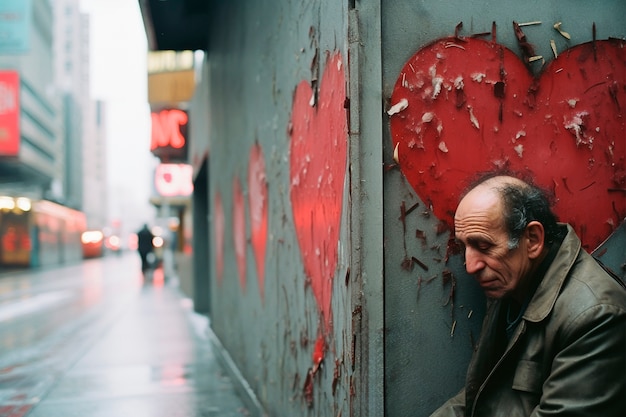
xmin=53 ymin=0 xmax=108 ymax=229
xmin=0 ymin=0 xmax=62 ymax=199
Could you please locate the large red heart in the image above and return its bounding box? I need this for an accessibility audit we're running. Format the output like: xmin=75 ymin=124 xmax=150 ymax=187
xmin=248 ymin=142 xmax=268 ymax=301
xmin=290 ymin=51 xmax=347 ymax=330
xmin=389 ymin=37 xmax=625 ymax=251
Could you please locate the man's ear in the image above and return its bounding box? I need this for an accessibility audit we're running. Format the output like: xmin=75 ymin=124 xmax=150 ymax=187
xmin=525 ymin=221 xmax=545 ymax=259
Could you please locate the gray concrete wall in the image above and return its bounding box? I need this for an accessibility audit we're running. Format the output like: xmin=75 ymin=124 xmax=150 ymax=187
xmin=205 ymin=1 xmax=355 ymax=416
xmin=175 ymin=251 xmax=193 ymax=299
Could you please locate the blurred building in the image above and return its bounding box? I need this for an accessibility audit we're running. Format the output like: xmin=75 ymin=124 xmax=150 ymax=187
xmin=81 ymin=99 xmax=107 ymax=230
xmin=53 ymin=0 xmax=108 ymax=230
xmin=0 ymin=0 xmax=107 ymax=233
xmin=0 ymin=0 xmax=63 ymax=200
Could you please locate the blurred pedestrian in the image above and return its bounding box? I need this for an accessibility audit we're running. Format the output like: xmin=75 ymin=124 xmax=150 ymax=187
xmin=136 ymin=224 xmax=155 ymax=273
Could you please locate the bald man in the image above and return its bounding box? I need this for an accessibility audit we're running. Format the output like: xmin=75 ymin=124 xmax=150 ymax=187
xmin=430 ymin=174 xmax=626 ymax=417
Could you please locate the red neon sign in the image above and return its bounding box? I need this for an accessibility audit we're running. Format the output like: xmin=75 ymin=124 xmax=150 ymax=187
xmin=150 ymin=109 xmax=188 ymax=161
xmin=0 ymin=71 xmax=20 ymax=156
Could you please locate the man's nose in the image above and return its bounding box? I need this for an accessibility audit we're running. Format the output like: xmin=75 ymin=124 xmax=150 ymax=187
xmin=464 ymin=248 xmax=485 ymax=274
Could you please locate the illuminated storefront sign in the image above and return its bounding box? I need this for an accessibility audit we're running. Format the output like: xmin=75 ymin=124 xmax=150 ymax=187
xmin=154 ymin=163 xmax=194 ymax=197
xmin=148 ymin=70 xmax=196 ymax=104
xmin=147 ymin=51 xmax=195 ymax=105
xmin=0 ymin=71 xmax=20 ymax=156
xmin=147 ymin=51 xmax=194 ymax=74
xmin=150 ymin=108 xmax=188 ymax=162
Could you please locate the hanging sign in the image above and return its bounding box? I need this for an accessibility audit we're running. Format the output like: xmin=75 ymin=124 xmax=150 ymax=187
xmin=150 ymin=108 xmax=188 ymax=162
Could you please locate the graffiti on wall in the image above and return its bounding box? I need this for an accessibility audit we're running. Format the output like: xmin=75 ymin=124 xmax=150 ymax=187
xmin=233 ymin=176 xmax=246 ymax=292
xmin=210 ymin=51 xmax=348 ymax=407
xmin=248 ymin=142 xmax=268 ymax=302
xmin=289 ymin=51 xmax=348 ymax=334
xmin=289 ymin=50 xmax=347 ymax=405
xmin=213 ymin=148 xmax=268 ymax=300
xmin=210 ymin=51 xmax=347 ymax=321
xmin=388 ymin=28 xmax=625 ymax=253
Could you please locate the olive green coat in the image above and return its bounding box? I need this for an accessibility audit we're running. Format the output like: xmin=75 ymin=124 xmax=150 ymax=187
xmin=431 ymin=224 xmax=626 ymax=417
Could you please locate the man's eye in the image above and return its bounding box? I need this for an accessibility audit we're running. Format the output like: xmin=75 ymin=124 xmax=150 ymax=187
xmin=476 ymin=242 xmax=492 ymax=252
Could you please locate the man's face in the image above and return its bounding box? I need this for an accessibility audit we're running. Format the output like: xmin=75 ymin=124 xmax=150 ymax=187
xmin=454 ymin=186 xmax=532 ymax=300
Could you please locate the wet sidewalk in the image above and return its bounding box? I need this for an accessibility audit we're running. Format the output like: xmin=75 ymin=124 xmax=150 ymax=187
xmin=25 ymin=269 xmax=251 ymax=417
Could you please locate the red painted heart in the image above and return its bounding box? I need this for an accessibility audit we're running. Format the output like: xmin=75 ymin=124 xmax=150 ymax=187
xmin=233 ymin=176 xmax=246 ymax=292
xmin=389 ymin=37 xmax=625 ymax=251
xmin=290 ymin=51 xmax=347 ymax=330
xmin=248 ymin=142 xmax=268 ymax=301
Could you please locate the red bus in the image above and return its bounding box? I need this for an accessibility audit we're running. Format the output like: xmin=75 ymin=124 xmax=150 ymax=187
xmin=0 ymin=197 xmax=87 ymax=267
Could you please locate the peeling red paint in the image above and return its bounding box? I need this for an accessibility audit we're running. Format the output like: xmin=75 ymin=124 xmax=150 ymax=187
xmin=233 ymin=177 xmax=246 ymax=292
xmin=289 ymin=51 xmax=347 ymax=330
xmin=389 ymin=37 xmax=626 ymax=251
xmin=312 ymin=333 xmax=325 ymax=371
xmin=213 ymin=192 xmax=225 ymax=285
xmin=248 ymin=142 xmax=268 ymax=301
xmin=301 ymin=333 xmax=327 ymax=409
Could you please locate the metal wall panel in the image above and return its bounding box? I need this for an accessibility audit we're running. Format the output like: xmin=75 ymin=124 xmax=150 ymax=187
xmin=381 ymin=1 xmax=626 ymax=415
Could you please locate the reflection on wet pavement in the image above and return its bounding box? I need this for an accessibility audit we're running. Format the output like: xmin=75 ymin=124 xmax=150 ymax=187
xmin=0 ymin=254 xmax=248 ymax=417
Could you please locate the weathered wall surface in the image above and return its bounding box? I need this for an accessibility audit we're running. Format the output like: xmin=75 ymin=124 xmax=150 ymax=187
xmin=198 ymin=0 xmax=625 ymax=416
xmin=205 ymin=1 xmax=354 ymax=416
xmin=382 ymin=1 xmax=625 ymax=416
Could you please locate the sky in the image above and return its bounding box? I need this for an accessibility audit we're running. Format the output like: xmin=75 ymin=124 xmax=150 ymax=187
xmin=79 ymin=0 xmax=157 ymax=234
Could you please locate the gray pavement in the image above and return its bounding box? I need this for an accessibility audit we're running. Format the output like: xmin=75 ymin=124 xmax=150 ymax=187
xmin=18 ymin=262 xmax=250 ymax=417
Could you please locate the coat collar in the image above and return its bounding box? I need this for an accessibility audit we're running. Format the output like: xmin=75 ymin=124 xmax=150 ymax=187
xmin=523 ymin=224 xmax=580 ymax=322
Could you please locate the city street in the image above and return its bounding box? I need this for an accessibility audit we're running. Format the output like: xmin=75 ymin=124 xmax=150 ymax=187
xmin=0 ymin=253 xmax=248 ymax=417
